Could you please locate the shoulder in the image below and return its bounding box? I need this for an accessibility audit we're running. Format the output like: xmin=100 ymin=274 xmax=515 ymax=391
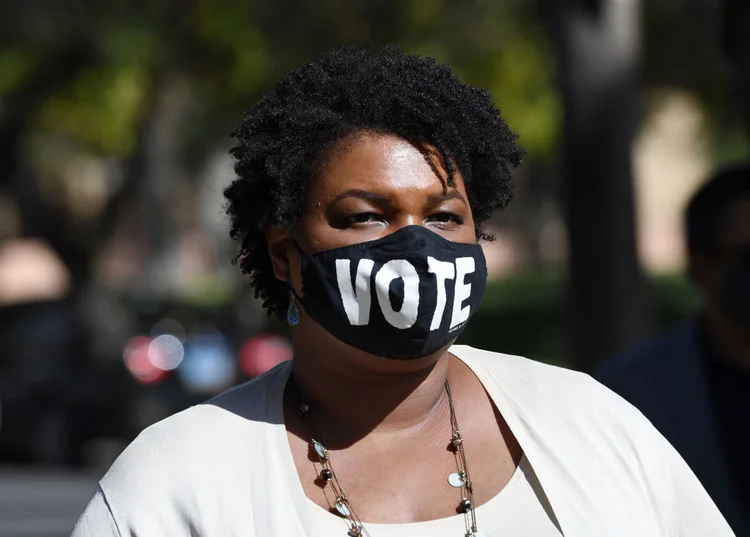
xmin=453 ymin=344 xmax=610 ymax=401
xmin=452 ymin=345 xmax=657 ymax=448
xmin=107 ymin=360 xmax=285 ymax=463
xmin=95 ymin=362 xmax=290 ymax=531
xmin=453 ymin=346 xmax=731 ymax=535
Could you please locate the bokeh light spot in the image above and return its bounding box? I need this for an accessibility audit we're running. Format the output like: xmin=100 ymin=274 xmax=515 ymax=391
xmin=148 ymin=334 xmax=185 ymax=371
xmin=123 ymin=335 xmax=165 ymax=384
xmin=239 ymin=334 xmax=292 ymax=378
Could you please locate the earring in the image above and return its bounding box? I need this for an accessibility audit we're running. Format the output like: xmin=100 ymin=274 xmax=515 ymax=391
xmin=287 ymin=293 xmax=300 ymax=327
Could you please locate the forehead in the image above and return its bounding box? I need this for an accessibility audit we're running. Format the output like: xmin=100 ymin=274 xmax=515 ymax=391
xmin=723 ymin=196 xmax=750 ymax=247
xmin=309 ymin=133 xmax=466 ymax=199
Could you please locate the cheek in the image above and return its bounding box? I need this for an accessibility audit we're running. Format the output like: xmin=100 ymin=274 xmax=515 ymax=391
xmin=457 ymin=227 xmax=478 ymax=245
xmin=462 ymin=215 xmax=479 ymax=242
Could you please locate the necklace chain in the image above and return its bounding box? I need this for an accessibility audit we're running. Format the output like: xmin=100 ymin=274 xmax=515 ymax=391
xmin=295 ymin=380 xmax=486 ymax=537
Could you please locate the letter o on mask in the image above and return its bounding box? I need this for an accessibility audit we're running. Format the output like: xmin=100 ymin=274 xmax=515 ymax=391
xmin=374 ymin=260 xmax=420 ymax=329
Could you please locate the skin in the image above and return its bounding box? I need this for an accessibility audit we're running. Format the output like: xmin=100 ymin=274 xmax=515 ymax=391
xmin=692 ymin=196 xmax=750 ymax=371
xmin=266 ymin=132 xmax=522 ymax=524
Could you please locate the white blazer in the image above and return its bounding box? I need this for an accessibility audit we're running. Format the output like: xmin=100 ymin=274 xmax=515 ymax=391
xmin=72 ymin=345 xmax=735 ymax=536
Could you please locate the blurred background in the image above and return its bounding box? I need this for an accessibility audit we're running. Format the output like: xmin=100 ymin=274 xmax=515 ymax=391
xmin=1 ymin=0 xmax=749 ymax=535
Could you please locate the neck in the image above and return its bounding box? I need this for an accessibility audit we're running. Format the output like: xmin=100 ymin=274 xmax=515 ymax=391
xmin=289 ymin=324 xmax=452 ymax=446
xmin=703 ymin=307 xmax=750 ymax=371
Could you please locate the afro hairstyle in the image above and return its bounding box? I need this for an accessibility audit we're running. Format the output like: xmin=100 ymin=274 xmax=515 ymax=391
xmin=224 ymin=45 xmax=524 ymax=320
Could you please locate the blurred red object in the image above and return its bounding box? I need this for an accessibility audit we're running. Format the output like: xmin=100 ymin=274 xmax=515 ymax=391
xmin=238 ymin=334 xmax=293 ymax=379
xmin=123 ymin=336 xmax=167 ymax=384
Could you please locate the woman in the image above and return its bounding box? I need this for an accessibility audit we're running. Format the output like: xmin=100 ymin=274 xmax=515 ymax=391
xmin=72 ymin=46 xmax=734 ymax=537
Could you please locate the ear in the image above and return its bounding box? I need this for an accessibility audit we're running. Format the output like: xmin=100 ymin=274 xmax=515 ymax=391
xmin=266 ymin=225 xmax=292 ymax=283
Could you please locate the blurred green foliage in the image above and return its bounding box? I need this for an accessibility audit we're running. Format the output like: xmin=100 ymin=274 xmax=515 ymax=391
xmin=3 ymin=0 xmax=750 ymax=167
xmin=3 ymin=0 xmax=747 ymax=168
xmin=0 ymin=47 xmax=40 ymax=95
xmin=1 ymin=0 xmax=558 ymax=163
xmin=38 ymin=66 xmax=149 ymax=155
xmin=458 ymin=272 xmax=699 ymax=367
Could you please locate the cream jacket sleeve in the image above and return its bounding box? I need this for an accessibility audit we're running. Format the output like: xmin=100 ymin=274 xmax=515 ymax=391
xmin=71 ymin=486 xmax=121 ymax=537
xmin=659 ymin=429 xmax=736 ymax=536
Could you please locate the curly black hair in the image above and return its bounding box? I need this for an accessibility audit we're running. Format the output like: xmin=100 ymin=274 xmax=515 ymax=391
xmin=224 ymin=45 xmax=524 ymax=320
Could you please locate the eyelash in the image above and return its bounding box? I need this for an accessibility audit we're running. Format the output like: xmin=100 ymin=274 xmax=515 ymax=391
xmin=345 ymin=212 xmax=464 ymax=227
xmin=430 ymin=212 xmax=464 ymax=225
xmin=346 ymin=213 xmax=381 ymax=226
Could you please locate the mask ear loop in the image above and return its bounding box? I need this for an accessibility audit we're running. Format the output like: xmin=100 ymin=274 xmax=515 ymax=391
xmin=286 ymin=237 xmax=307 ymax=327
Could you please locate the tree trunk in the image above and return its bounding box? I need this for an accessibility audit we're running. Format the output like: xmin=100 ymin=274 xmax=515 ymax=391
xmin=544 ymin=0 xmax=653 ymax=372
xmin=135 ymin=75 xmax=192 ymax=297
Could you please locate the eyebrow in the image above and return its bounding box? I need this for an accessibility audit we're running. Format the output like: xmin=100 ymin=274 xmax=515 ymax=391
xmin=330 ymin=188 xmax=468 ymax=208
xmin=330 ymin=189 xmax=392 ymax=205
xmin=428 ymin=190 xmax=468 ymax=208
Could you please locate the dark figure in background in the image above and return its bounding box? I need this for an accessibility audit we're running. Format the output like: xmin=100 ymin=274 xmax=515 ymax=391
xmin=596 ymin=165 xmax=750 ymax=536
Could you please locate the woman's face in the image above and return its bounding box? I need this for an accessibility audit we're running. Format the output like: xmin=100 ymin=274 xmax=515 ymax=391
xmin=295 ymin=132 xmax=476 ymax=255
xmin=267 ymin=132 xmax=479 ymax=365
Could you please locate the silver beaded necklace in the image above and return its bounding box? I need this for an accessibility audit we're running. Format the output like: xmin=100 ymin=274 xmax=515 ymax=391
xmin=295 ymin=379 xmax=489 ymax=537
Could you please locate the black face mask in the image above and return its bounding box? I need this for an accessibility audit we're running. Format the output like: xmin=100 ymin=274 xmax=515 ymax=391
xmin=719 ymin=262 xmax=750 ymax=326
xmin=295 ymin=226 xmax=487 ymax=360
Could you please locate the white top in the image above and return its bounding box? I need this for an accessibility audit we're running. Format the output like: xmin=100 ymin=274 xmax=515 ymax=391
xmin=71 ymin=346 xmax=735 ymax=537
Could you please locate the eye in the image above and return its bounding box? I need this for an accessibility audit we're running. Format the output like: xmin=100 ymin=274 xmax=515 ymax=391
xmin=427 ymin=212 xmax=464 ymax=227
xmin=346 ymin=213 xmax=384 ymax=227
